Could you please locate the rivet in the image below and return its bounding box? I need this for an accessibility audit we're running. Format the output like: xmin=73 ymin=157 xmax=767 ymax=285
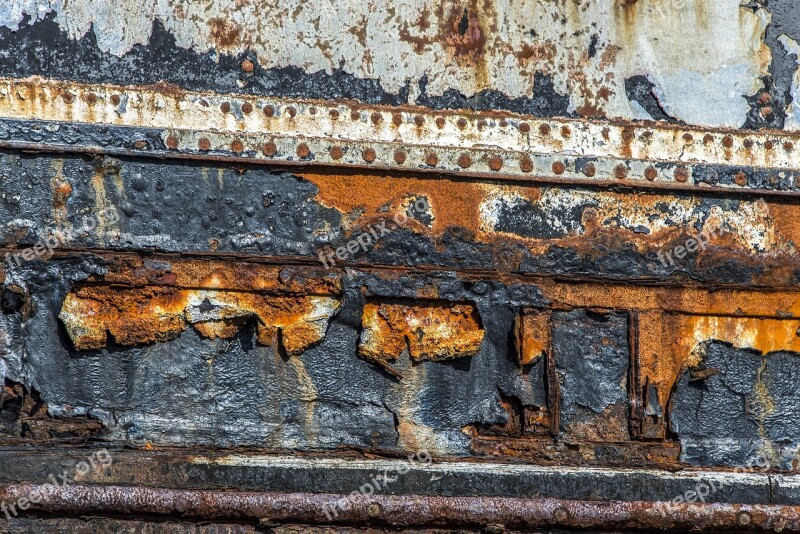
xmin=621 ymin=128 xmax=635 ymax=142
xmin=425 ymin=152 xmax=438 ymax=166
xmin=743 ymin=138 xmax=753 ymax=149
xmin=499 ymin=119 xmax=508 ymax=127
xmin=367 ymin=503 xmax=382 ymax=518
xmin=351 ymin=110 xmax=361 ymax=121
xmin=553 ymin=507 xmax=569 ymax=522
xmin=682 ymin=132 xmax=693 ymax=143
xmin=722 ymin=135 xmax=734 ymax=148
xmin=84 ymin=92 xmax=97 ymax=104
xmin=519 ymin=122 xmax=531 ymax=134
xmin=329 ymin=109 xmax=340 ymax=120
xmin=614 ymin=164 xmax=628 ymax=179
xmin=165 ymin=135 xmax=179 ymax=149
xmin=457 ymin=117 xmax=468 ymax=129
xmin=414 ymin=115 xmax=425 ymax=127
xmin=765 ymin=140 xmax=774 ymax=150
xmin=538 ymin=123 xmax=551 ymax=136
xmin=784 ymin=141 xmax=794 ymax=152
xmin=734 ymin=172 xmax=747 ymax=186
xmin=477 ymin=119 xmax=488 ymax=129
xmin=583 ymin=163 xmax=596 ymax=177
xmin=560 ymin=125 xmax=571 ymax=137
xmin=296 ymin=143 xmax=311 ymax=159
xmin=110 ymin=94 xmax=121 ymax=106
xmin=644 ymin=166 xmax=657 ymax=181
xmin=198 ymin=138 xmax=211 ymax=151
xmin=552 ymin=161 xmax=565 ymax=175
xmin=519 ymin=156 xmax=533 ymax=173
xmin=263 ymin=105 xmax=275 ymax=117
xmin=703 ymin=134 xmax=714 ymax=144
xmin=308 ymin=106 xmax=317 ymax=115
xmin=231 ymin=139 xmax=244 ymax=153
xmin=240 ymin=59 xmax=254 ymax=73
xmin=488 ymin=155 xmax=503 ymax=171
xmin=220 ymin=102 xmax=231 ymax=113
xmin=737 ymin=512 xmax=751 ymax=526
xmin=458 ymin=153 xmax=472 ymax=168
xmin=262 ymin=141 xmax=277 ymax=156
xmin=674 ymin=166 xmax=689 ymax=182
xmin=761 ymin=106 xmax=773 ymax=118
xmin=286 ymin=106 xmax=297 ymax=118
xmin=330 ymin=146 xmax=343 ymax=160
xmin=759 ymin=92 xmax=772 ymax=105
xmin=435 ymin=117 xmax=446 ymax=129
xmin=394 ymin=150 xmax=407 ymax=164
xmin=61 ymin=92 xmax=74 ymax=103
xmin=392 ymin=113 xmax=403 ymax=126
xmin=362 ymin=147 xmax=376 ymax=162
xmin=134 ymin=140 xmax=147 ymax=150
xmin=241 ymin=102 xmax=253 ymax=114
xmin=371 ymin=112 xmax=383 ymax=125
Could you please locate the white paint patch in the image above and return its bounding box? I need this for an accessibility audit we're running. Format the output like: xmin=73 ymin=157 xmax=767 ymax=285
xmin=779 ymin=34 xmax=800 ymax=131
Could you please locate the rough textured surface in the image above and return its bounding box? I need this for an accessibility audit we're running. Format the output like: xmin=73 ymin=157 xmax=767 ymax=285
xmin=670 ymin=341 xmax=800 ymax=470
xmin=0 ymin=0 xmax=786 ymax=129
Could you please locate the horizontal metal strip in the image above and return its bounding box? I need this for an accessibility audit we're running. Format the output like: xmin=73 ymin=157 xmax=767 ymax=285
xmin=0 ymin=483 xmax=796 ymax=531
xmin=3 ymin=118 xmax=800 ymax=199
xmin=1 ymin=77 xmax=800 ymax=195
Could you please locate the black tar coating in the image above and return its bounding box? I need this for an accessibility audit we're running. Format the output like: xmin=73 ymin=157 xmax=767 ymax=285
xmin=0 ymin=14 xmax=573 ymax=118
xmin=0 ymin=448 xmax=780 ymax=506
xmin=624 ymin=75 xmax=684 ymax=124
xmin=552 ymin=310 xmax=629 ymax=438
xmin=1 ymin=257 xmax=548 ymax=451
xmin=742 ymin=1 xmax=800 ymax=129
xmin=670 ymin=341 xmax=800 ymax=470
xmin=0 ymin=148 xmax=786 ymax=286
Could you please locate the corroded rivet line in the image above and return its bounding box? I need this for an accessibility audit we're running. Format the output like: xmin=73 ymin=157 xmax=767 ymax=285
xmin=394 ymin=150 xmax=406 ymax=164
xmin=362 ymin=147 xmax=376 ymax=162
xmin=785 ymin=141 xmax=794 ymax=152
xmin=198 ymin=138 xmax=211 ymax=151
xmin=552 ymin=161 xmax=565 ymax=175
xmin=519 ymin=122 xmax=530 ymax=134
xmin=614 ymin=164 xmax=627 ymax=179
xmin=230 ymin=139 xmax=244 ymax=153
xmin=734 ymin=172 xmax=747 ymax=186
xmin=392 ymin=113 xmax=402 ymax=126
xmin=330 ymin=146 xmax=343 ymax=160
xmin=458 ymin=153 xmax=472 ymax=168
xmin=435 ymin=117 xmax=445 ymax=129
xmin=644 ymin=166 xmax=657 ymax=181
xmin=538 ymin=123 xmax=550 ymax=136
xmin=583 ymin=163 xmax=596 ymax=177
xmin=414 ymin=115 xmax=425 ymax=127
xmin=487 ymin=155 xmax=503 ymax=171
xmin=424 ymin=152 xmax=438 ymax=166
xmin=351 ymin=110 xmax=361 ymax=121
xmin=220 ymin=102 xmax=231 ymax=114
xmin=519 ymin=156 xmax=533 ymax=173
xmin=674 ymin=166 xmax=688 ymax=183
xmin=457 ymin=118 xmax=468 ymax=129
xmin=722 ymin=135 xmax=734 ymax=148
xmin=165 ymin=135 xmax=178 ymax=149
xmin=110 ymin=94 xmax=120 ymax=106
xmin=743 ymin=138 xmax=753 ymax=149
xmin=241 ymin=102 xmax=253 ymax=114
xmin=263 ymin=105 xmax=274 ymax=117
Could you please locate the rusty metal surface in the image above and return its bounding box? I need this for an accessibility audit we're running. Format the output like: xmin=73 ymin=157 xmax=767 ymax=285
xmin=1 ymin=482 xmax=800 ymax=532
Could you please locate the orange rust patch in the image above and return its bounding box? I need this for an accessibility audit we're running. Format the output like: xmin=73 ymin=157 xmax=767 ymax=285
xmin=515 ymin=309 xmax=550 ymax=366
xmin=359 ymin=301 xmax=484 ymax=376
xmin=59 ymin=287 xmax=339 ymax=355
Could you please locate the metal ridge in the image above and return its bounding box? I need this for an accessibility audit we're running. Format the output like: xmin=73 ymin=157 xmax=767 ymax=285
xmin=2 ymin=76 xmax=800 ymax=196
xmin=0 ymin=484 xmax=797 ymax=531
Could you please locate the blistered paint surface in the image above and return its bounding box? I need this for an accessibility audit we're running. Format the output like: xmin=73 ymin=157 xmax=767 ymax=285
xmin=0 ymin=0 xmax=790 ymax=130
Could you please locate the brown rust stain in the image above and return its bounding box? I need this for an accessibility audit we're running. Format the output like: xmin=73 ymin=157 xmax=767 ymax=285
xmin=208 ymin=17 xmax=242 ymax=48
xmin=59 ymin=286 xmax=339 ymax=355
xmin=359 ymin=300 xmax=484 ymax=376
xmin=515 ymin=309 xmax=550 ymax=366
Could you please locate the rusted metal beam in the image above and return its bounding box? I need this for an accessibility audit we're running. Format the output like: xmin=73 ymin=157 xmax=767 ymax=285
xmin=2 ymin=77 xmax=800 ymax=197
xmin=0 ymin=483 xmax=797 ymax=531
